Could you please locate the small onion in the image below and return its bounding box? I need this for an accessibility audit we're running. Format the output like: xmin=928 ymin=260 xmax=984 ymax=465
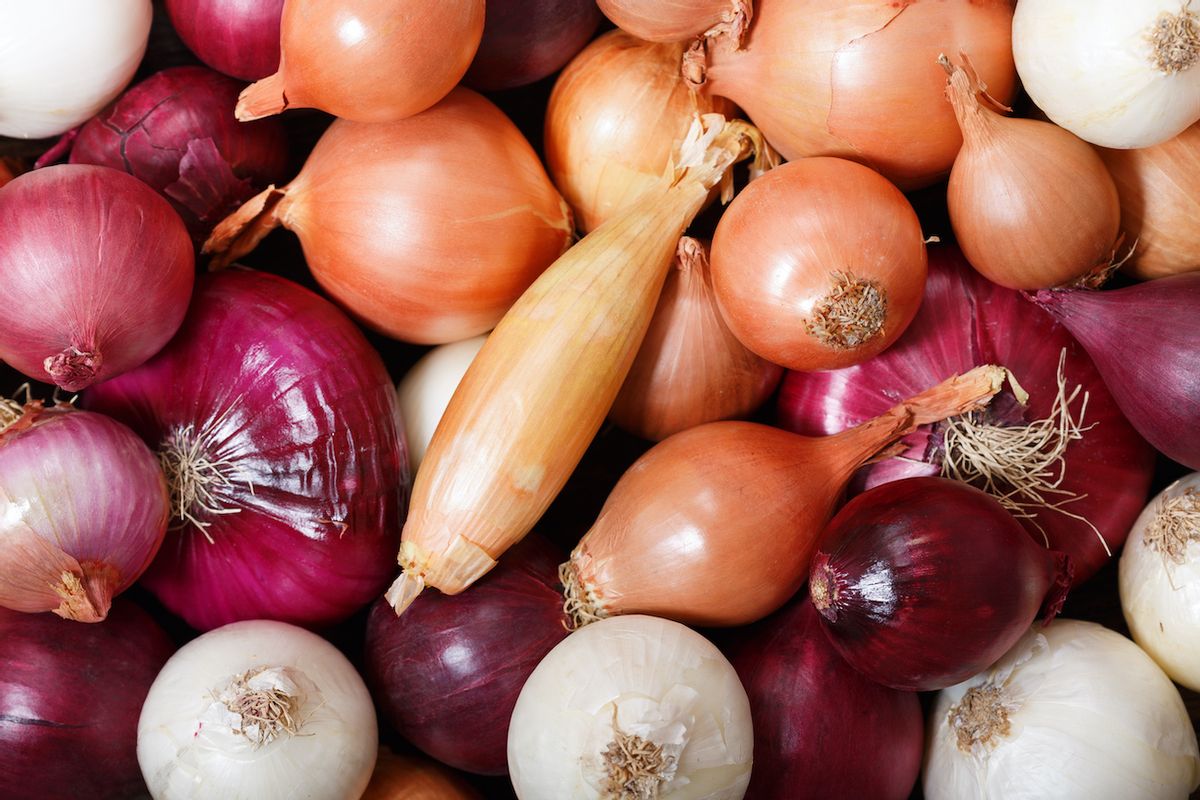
xmin=0 ymin=399 xmax=168 ymax=622
xmin=362 ymin=748 xmax=480 ymax=800
xmin=396 ymin=335 xmax=488 ymax=473
xmin=138 ymin=620 xmax=378 ymax=800
xmin=464 ymin=0 xmax=601 ymax=91
xmin=508 ymin=615 xmax=753 ymax=799
xmin=165 ymin=0 xmax=285 ymax=81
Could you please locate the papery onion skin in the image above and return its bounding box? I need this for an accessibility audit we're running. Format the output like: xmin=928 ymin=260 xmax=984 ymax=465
xmin=0 ymin=165 xmax=194 ymax=392
xmin=465 ymin=0 xmax=601 ymax=91
xmin=0 ymin=1 xmax=151 ymax=139
xmin=545 ymin=30 xmax=734 ymax=233
xmin=237 ymin=0 xmax=485 ymax=123
xmin=0 ymin=602 xmax=175 ymax=800
xmin=598 ymin=0 xmax=752 ymax=43
xmin=705 ymin=0 xmax=1016 ymax=189
xmin=397 ymin=335 xmax=488 ymax=472
xmin=84 ymin=269 xmax=408 ymax=632
xmin=66 ymin=66 xmax=289 ymax=240
xmin=1031 ymin=275 xmax=1200 ymax=470
xmin=365 ymin=536 xmax=567 ymax=775
xmin=0 ymin=402 xmax=168 ymax=622
xmin=710 ymin=157 xmax=927 ymax=371
xmin=208 ymin=88 xmax=572 ymax=345
xmin=777 ymin=245 xmax=1154 ymax=586
xmin=362 ymin=748 xmax=481 ymax=800
xmin=165 ymin=0 xmax=285 ymax=81
xmin=725 ymin=598 xmax=923 ymax=800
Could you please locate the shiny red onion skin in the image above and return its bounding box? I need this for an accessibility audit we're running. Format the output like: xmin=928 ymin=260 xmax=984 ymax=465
xmin=364 ymin=536 xmax=568 ymax=775
xmin=84 ymin=269 xmax=408 ymax=632
xmin=0 ymin=602 xmax=175 ymax=800
xmin=0 ymin=165 xmax=194 ymax=392
xmin=464 ymin=0 xmax=601 ymax=91
xmin=810 ymin=477 xmax=1066 ymax=692
xmin=725 ymin=598 xmax=923 ymax=800
xmin=68 ymin=66 xmax=289 ymax=239
xmin=165 ymin=0 xmax=284 ymax=81
xmin=778 ymin=245 xmax=1153 ymax=585
xmin=1031 ymin=276 xmax=1200 ymax=470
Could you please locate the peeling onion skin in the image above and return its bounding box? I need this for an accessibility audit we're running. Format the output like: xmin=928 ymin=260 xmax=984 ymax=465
xmin=165 ymin=0 xmax=285 ymax=81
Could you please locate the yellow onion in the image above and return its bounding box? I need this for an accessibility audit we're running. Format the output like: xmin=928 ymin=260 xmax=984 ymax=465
xmin=361 ymin=748 xmax=479 ymax=800
xmin=597 ymin=0 xmax=753 ymax=45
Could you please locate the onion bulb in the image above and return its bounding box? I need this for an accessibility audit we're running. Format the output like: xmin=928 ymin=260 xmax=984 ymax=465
xmin=1013 ymin=0 xmax=1200 ymax=149
xmin=138 ymin=620 xmax=378 ymax=800
xmin=943 ymin=57 xmax=1121 ymax=289
xmin=237 ymin=0 xmax=485 ymax=123
xmin=710 ymin=157 xmax=927 ymax=371
xmin=546 ymin=30 xmax=734 ymax=233
xmin=597 ymin=0 xmax=753 ymax=45
xmin=1120 ymin=473 xmax=1200 ymax=691
xmin=397 ymin=336 xmax=488 ymax=472
xmin=924 ymin=619 xmax=1200 ymax=799
xmin=508 ymin=615 xmax=753 ymax=799
xmin=704 ymin=0 xmax=1017 ymax=189
xmin=464 ymin=0 xmax=601 ymax=92
xmin=362 ymin=748 xmax=480 ymax=800
xmin=164 ymin=0 xmax=285 ymax=81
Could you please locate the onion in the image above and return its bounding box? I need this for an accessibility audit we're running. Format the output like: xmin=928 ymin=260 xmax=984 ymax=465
xmin=165 ymin=0 xmax=285 ymax=81
xmin=924 ymin=619 xmax=1200 ymax=799
xmin=138 ymin=619 xmax=377 ymax=800
xmin=725 ymin=597 xmax=923 ymax=800
xmin=943 ymin=57 xmax=1122 ymax=290
xmin=0 ymin=399 xmax=167 ymax=622
xmin=362 ymin=748 xmax=480 ymax=800
xmin=810 ymin=477 xmax=1070 ymax=692
xmin=710 ymin=157 xmax=927 ymax=371
xmin=1120 ymin=472 xmax=1200 ymax=690
xmin=465 ymin=0 xmax=600 ymax=91
xmin=777 ymin=245 xmax=1155 ymax=585
xmin=84 ymin=269 xmax=408 ymax=631
xmin=1030 ymin=275 xmax=1200 ymax=470
xmin=611 ymin=237 xmax=781 ymax=441
xmin=508 ymin=615 xmax=753 ymax=799
xmin=397 ymin=336 xmax=488 ymax=472
xmin=545 ymin=30 xmax=735 ymax=233
xmin=237 ymin=0 xmax=485 ymax=123
xmin=0 ymin=1 xmax=151 ymax=139
xmin=365 ymin=536 xmax=567 ymax=775
xmin=207 ymin=89 xmax=572 ymax=345
xmin=704 ymin=0 xmax=1016 ymax=189
xmin=1013 ymin=0 xmax=1200 ymax=149
xmin=0 ymin=165 xmax=194 ymax=392
xmin=0 ymin=601 xmax=174 ymax=800
xmin=59 ymin=66 xmax=289 ymax=241
xmin=1098 ymin=122 xmax=1200 ymax=279
xmin=599 ymin=0 xmax=752 ymax=45
xmin=560 ymin=365 xmax=1012 ymax=628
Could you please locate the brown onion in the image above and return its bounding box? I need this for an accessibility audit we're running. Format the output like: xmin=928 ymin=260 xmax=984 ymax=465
xmin=597 ymin=0 xmax=753 ymax=45
xmin=361 ymin=748 xmax=479 ymax=800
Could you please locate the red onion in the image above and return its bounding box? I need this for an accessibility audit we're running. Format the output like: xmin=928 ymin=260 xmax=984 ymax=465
xmin=725 ymin=597 xmax=923 ymax=800
xmin=165 ymin=0 xmax=284 ymax=81
xmin=778 ymin=245 xmax=1154 ymax=585
xmin=365 ymin=536 xmax=568 ymax=775
xmin=464 ymin=0 xmax=601 ymax=91
xmin=0 ymin=400 xmax=167 ymax=622
xmin=0 ymin=601 xmax=175 ymax=800
xmin=1031 ymin=275 xmax=1200 ymax=471
xmin=0 ymin=165 xmax=194 ymax=392
xmin=84 ymin=268 xmax=409 ymax=632
xmin=810 ymin=477 xmax=1070 ymax=692
xmin=60 ymin=66 xmax=288 ymax=240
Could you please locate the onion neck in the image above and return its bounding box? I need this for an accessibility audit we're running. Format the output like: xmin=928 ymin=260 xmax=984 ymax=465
xmin=44 ymin=345 xmax=101 ymax=392
xmin=948 ymin=683 xmax=1013 ymax=754
xmin=1147 ymin=7 xmax=1200 ymax=74
xmin=940 ymin=54 xmax=1004 ymax=145
xmin=52 ymin=561 xmax=119 ymax=623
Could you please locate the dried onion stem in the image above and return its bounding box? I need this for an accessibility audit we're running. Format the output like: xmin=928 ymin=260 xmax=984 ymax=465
xmin=949 ymin=683 xmax=1014 ymax=754
xmin=602 ymin=710 xmax=676 ymax=800
xmin=559 ymin=560 xmax=608 ymax=630
xmin=1144 ymin=485 xmax=1200 ymax=564
xmin=212 ymin=667 xmax=303 ymax=748
xmin=1147 ymin=4 xmax=1200 ymax=74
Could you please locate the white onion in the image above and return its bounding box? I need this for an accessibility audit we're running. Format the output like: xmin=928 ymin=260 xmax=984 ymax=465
xmin=1013 ymin=0 xmax=1200 ymax=148
xmin=138 ymin=620 xmax=377 ymax=800
xmin=0 ymin=0 xmax=152 ymax=139
xmin=508 ymin=614 xmax=753 ymax=800
xmin=1121 ymin=472 xmax=1200 ymax=691
xmin=395 ymin=335 xmax=487 ymax=472
xmin=924 ymin=619 xmax=1200 ymax=800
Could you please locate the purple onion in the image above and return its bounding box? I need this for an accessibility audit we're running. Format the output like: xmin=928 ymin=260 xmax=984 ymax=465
xmin=465 ymin=0 xmax=601 ymax=91
xmin=165 ymin=0 xmax=284 ymax=81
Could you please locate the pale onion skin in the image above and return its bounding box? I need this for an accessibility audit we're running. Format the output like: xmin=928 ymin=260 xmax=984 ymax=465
xmin=598 ymin=0 xmax=749 ymax=43
xmin=0 ymin=1 xmax=151 ymax=138
xmin=924 ymin=620 xmax=1200 ymax=799
xmin=138 ymin=620 xmax=377 ymax=800
xmin=396 ymin=336 xmax=488 ymax=472
xmin=508 ymin=615 xmax=753 ymax=799
xmin=361 ymin=748 xmax=480 ymax=800
xmin=705 ymin=0 xmax=1016 ymax=189
xmin=546 ymin=30 xmax=734 ymax=233
xmin=1099 ymin=124 xmax=1200 ymax=279
xmin=1120 ymin=473 xmax=1200 ymax=691
xmin=237 ymin=0 xmax=484 ymax=123
xmin=710 ymin=157 xmax=927 ymax=371
xmin=1013 ymin=0 xmax=1200 ymax=149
